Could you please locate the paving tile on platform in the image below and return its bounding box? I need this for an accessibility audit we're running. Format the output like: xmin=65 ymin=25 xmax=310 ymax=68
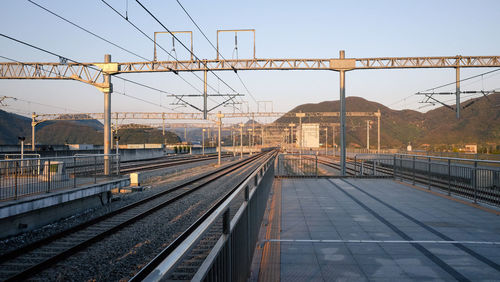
xmin=281 ymin=263 xmax=323 ymax=281
xmin=319 ymin=263 xmax=368 ymax=281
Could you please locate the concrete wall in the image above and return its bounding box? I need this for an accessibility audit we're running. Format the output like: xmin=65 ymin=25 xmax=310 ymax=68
xmin=0 ymin=178 xmax=129 ymax=238
xmin=1 ymin=148 xmax=166 ymax=162
xmin=119 ymin=148 xmax=165 ymax=162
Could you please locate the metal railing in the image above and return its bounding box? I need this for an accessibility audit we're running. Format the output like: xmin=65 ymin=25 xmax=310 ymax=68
xmin=276 ymin=153 xmax=318 ymax=177
xmin=353 ymin=155 xmax=394 ymax=177
xmin=136 ymin=153 xmax=275 ymax=281
xmin=0 ymin=154 xmax=120 ymax=201
xmin=393 ymin=154 xmax=500 ymax=206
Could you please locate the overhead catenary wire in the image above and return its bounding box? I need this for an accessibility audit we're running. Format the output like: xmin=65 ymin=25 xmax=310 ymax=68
xmin=1 ymin=55 xmax=176 ymax=112
xmin=418 ymin=68 xmax=500 ymax=93
xmin=389 ymin=67 xmax=500 ymax=109
xmin=175 ymin=0 xmax=258 ymax=106
xmin=27 ymin=0 xmax=208 ymax=102
xmin=134 ymin=0 xmax=240 ymax=96
xmin=100 ymin=0 xmax=221 ymax=100
xmin=0 ymin=33 xmax=182 ymax=102
xmin=0 ymin=36 xmax=183 ymax=112
xmin=27 ymin=0 xmax=149 ymax=61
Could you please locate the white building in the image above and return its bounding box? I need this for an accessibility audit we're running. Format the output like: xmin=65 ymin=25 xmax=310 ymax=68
xmin=298 ymin=123 xmax=320 ymax=148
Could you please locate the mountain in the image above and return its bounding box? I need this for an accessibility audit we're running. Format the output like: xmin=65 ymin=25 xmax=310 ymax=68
xmin=275 ymin=93 xmax=500 ymax=150
xmin=118 ymin=127 xmax=180 ymax=144
xmin=2 ymin=93 xmax=498 ymax=150
xmin=0 ymin=110 xmax=31 ymax=144
xmin=0 ymin=110 xmax=180 ymax=145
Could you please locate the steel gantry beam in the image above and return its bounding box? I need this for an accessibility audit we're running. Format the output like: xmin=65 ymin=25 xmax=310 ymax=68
xmin=3 ymin=53 xmax=500 ymax=175
xmin=2 ymin=56 xmax=500 ymax=80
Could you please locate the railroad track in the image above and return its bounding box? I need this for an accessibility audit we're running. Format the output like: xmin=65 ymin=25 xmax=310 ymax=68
xmin=0 ymin=151 xmax=270 ymax=281
xmin=119 ymin=153 xmax=233 ymax=173
xmin=316 ymin=156 xmax=500 ymax=206
xmin=131 ymin=150 xmax=277 ymax=281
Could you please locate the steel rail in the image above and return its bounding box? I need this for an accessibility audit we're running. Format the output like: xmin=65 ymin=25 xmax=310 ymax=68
xmin=130 ymin=150 xmax=276 ymax=281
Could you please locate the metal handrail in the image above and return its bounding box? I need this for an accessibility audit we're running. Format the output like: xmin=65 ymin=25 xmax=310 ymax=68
xmin=0 ymin=154 xmax=117 ymax=163
xmin=395 ymin=153 xmax=500 ymax=165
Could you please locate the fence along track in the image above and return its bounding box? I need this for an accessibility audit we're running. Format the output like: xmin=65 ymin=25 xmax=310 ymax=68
xmin=317 ymin=156 xmax=500 ymax=207
xmin=0 ymin=152 xmax=266 ymax=281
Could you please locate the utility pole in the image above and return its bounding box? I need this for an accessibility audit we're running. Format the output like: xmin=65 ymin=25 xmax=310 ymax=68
xmin=248 ymin=128 xmax=253 ymax=155
xmin=296 ymin=112 xmax=305 ymax=156
xmin=202 ymin=128 xmax=206 ymax=155
xmin=102 ymin=54 xmax=112 ymax=176
xmin=366 ymin=120 xmax=370 ymax=150
xmin=289 ymin=123 xmax=295 ymax=153
xmin=239 ymin=123 xmax=244 ymax=159
xmin=18 ymin=136 xmax=25 ymax=159
xmin=261 ymin=126 xmax=264 ymax=147
xmin=217 ymin=111 xmax=224 ymax=166
xmin=31 ymin=113 xmax=37 ymax=151
xmin=203 ymin=69 xmax=208 ymax=119
xmin=232 ymin=129 xmax=236 ymax=157
xmin=252 ymin=114 xmax=255 ymax=155
xmin=325 ymin=127 xmax=328 ymax=155
xmin=339 ymin=50 xmax=346 ymax=176
xmin=376 ymin=109 xmax=381 ymax=153
xmin=284 ymin=128 xmax=289 ymax=149
xmin=456 ymin=66 xmax=460 ymax=119
xmin=114 ymin=136 xmax=120 ymax=156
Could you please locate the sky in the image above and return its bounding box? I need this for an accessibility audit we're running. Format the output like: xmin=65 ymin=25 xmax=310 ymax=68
xmin=1 ymin=0 xmax=500 ymax=120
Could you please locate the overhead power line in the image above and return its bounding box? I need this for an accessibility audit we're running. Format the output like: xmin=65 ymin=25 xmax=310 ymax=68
xmin=0 ymin=35 xmax=181 ymax=111
xmin=0 ymin=33 xmax=179 ymax=99
xmin=27 ymin=0 xmax=209 ymax=102
xmin=27 ymin=0 xmax=149 ymax=61
xmin=175 ymin=0 xmax=258 ymax=105
xmin=134 ymin=0 xmax=240 ymax=96
xmin=100 ymin=0 xmax=219 ymax=98
xmin=419 ymin=68 xmax=500 ymax=93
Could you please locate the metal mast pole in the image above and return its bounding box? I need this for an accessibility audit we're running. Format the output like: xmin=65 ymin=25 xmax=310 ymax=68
xmin=103 ymin=54 xmax=112 ymax=175
xmin=339 ymin=50 xmax=346 ymax=176
xmin=239 ymin=123 xmax=244 ymax=159
xmin=325 ymin=127 xmax=328 ymax=155
xmin=456 ymin=67 xmax=460 ymax=119
xmin=203 ymin=69 xmax=208 ymax=119
xmin=377 ymin=109 xmax=381 ymax=153
xmin=232 ymin=129 xmax=236 ymax=157
xmin=299 ymin=116 xmax=302 ymax=155
xmin=261 ymin=126 xmax=264 ymax=147
xmin=202 ymin=128 xmax=205 ymax=155
xmin=217 ymin=111 xmax=224 ymax=166
xmin=366 ymin=120 xmax=370 ymax=150
xmin=31 ymin=112 xmax=36 ymax=151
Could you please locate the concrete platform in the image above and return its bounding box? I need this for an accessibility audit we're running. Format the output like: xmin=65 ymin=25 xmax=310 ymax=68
xmin=0 ymin=177 xmax=129 ymax=238
xmin=254 ymin=178 xmax=500 ymax=281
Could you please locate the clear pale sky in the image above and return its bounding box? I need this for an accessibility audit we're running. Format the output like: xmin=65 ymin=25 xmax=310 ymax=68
xmin=1 ymin=0 xmax=500 ymax=118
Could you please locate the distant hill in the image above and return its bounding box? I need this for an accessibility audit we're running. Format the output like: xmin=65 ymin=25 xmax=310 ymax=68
xmin=118 ymin=127 xmax=180 ymax=144
xmin=275 ymin=93 xmax=500 ymax=150
xmin=2 ymin=93 xmax=498 ymax=150
xmin=0 ymin=110 xmax=31 ymax=144
xmin=0 ymin=110 xmax=181 ymax=145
